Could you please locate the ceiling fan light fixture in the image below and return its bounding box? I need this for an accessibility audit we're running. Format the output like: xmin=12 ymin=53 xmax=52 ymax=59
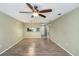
xmin=20 ymin=3 xmax=52 ymax=18
xmin=32 ymin=12 xmax=38 ymax=16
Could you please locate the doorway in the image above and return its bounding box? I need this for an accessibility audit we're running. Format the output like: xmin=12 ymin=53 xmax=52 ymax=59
xmin=40 ymin=24 xmax=49 ymax=39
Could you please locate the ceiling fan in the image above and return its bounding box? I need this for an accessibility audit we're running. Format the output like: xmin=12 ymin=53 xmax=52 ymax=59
xmin=19 ymin=3 xmax=52 ymax=18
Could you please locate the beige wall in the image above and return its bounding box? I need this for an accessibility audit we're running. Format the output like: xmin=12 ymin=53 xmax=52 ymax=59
xmin=48 ymin=7 xmax=79 ymax=56
xmin=23 ymin=23 xmax=41 ymax=38
xmin=0 ymin=12 xmax=23 ymax=54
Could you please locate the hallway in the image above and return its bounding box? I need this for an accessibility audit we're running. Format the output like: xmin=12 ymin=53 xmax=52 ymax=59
xmin=0 ymin=38 xmax=70 ymax=56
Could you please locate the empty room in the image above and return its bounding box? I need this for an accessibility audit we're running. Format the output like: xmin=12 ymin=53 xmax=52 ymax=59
xmin=0 ymin=3 xmax=79 ymax=56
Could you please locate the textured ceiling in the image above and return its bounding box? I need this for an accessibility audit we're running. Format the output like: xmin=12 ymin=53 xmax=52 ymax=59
xmin=0 ymin=3 xmax=79 ymax=23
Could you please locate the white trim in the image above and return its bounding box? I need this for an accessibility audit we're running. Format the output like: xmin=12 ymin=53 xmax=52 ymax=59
xmin=50 ymin=39 xmax=74 ymax=56
xmin=0 ymin=38 xmax=23 ymax=55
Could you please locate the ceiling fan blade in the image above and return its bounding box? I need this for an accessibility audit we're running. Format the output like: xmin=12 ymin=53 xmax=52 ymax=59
xmin=19 ymin=11 xmax=32 ymax=13
xmin=26 ymin=3 xmax=34 ymax=12
xmin=39 ymin=9 xmax=52 ymax=13
xmin=39 ymin=14 xmax=46 ymax=18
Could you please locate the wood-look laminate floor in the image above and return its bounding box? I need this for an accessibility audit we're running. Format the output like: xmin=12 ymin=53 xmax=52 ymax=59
xmin=0 ymin=38 xmax=71 ymax=56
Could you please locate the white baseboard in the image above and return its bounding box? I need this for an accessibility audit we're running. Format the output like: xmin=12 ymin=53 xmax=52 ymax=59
xmin=50 ymin=39 xmax=74 ymax=56
xmin=0 ymin=38 xmax=23 ymax=55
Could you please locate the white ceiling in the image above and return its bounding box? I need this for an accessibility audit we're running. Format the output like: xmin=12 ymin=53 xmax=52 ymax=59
xmin=0 ymin=3 xmax=79 ymax=23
